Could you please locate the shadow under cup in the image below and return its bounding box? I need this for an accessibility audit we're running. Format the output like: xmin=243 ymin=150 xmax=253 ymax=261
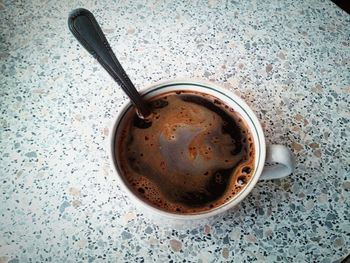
xmin=110 ymin=81 xmax=266 ymax=218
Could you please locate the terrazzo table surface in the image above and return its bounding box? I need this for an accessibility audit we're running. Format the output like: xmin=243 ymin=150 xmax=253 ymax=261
xmin=1 ymin=0 xmax=349 ymax=262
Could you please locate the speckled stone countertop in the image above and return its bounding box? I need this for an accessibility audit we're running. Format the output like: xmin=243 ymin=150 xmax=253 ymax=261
xmin=1 ymin=0 xmax=349 ymax=262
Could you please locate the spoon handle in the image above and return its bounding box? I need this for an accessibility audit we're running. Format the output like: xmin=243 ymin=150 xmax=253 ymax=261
xmin=68 ymin=8 xmax=151 ymax=117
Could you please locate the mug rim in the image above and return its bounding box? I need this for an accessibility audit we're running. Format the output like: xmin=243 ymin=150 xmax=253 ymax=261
xmin=109 ymin=79 xmax=266 ymax=220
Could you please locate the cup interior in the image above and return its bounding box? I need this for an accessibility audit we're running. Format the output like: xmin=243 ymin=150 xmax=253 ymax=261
xmin=110 ymin=81 xmax=266 ymax=219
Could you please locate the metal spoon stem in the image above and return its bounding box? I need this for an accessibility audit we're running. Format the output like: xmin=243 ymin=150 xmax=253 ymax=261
xmin=68 ymin=8 xmax=151 ymax=118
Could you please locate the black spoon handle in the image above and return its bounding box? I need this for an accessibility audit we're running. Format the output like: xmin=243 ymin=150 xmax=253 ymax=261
xmin=68 ymin=8 xmax=151 ymax=117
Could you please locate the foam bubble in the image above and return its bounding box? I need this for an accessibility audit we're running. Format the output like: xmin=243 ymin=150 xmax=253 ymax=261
xmin=237 ymin=175 xmax=247 ymax=186
xmin=242 ymin=166 xmax=252 ymax=174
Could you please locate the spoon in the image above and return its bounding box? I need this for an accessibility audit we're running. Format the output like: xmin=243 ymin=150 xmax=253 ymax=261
xmin=68 ymin=8 xmax=151 ymax=118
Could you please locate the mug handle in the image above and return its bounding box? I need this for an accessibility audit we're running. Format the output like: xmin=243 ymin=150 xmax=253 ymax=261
xmin=259 ymin=145 xmax=295 ymax=180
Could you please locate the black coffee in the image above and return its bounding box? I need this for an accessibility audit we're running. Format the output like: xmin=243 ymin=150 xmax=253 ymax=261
xmin=115 ymin=90 xmax=255 ymax=214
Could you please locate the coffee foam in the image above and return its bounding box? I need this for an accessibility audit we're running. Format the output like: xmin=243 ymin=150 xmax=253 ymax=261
xmin=116 ymin=91 xmax=255 ymax=214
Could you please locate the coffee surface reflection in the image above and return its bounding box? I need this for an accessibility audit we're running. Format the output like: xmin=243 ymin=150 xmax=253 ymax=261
xmin=115 ymin=91 xmax=255 ymax=214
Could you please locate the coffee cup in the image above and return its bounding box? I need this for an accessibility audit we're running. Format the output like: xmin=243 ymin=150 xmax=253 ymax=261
xmin=109 ymin=80 xmax=294 ymax=228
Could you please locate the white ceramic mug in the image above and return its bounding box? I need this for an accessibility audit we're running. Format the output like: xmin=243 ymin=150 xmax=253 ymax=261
xmin=109 ymin=80 xmax=295 ymax=228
